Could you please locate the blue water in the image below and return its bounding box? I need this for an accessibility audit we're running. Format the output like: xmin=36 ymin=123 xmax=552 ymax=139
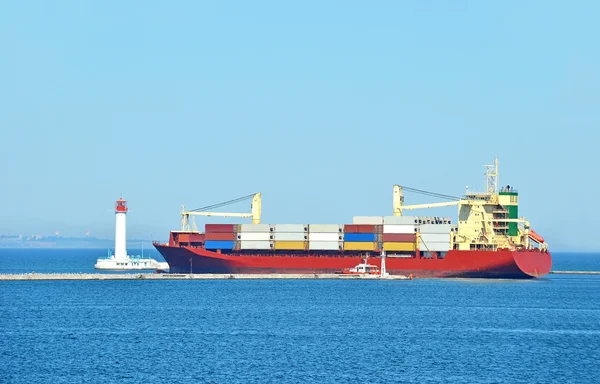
xmin=1 ymin=250 xmax=600 ymax=383
xmin=0 ymin=248 xmax=166 ymax=274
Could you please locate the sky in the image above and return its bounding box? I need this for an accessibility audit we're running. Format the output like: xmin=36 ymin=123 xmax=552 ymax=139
xmin=0 ymin=1 xmax=598 ymax=251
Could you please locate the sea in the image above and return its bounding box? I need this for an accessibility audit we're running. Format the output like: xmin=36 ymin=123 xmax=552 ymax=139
xmin=1 ymin=249 xmax=599 ymax=383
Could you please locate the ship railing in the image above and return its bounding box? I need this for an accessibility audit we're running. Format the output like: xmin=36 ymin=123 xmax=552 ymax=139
xmin=463 ymin=193 xmax=494 ymax=201
xmin=96 ymin=254 xmax=158 ymax=260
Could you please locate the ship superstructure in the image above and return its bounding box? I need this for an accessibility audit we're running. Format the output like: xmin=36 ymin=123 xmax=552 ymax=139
xmin=153 ymin=158 xmax=551 ymax=278
xmin=393 ymin=157 xmax=548 ymax=254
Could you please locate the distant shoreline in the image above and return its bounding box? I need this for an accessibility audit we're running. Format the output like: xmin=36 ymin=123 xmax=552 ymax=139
xmin=0 ymin=240 xmax=162 ymax=249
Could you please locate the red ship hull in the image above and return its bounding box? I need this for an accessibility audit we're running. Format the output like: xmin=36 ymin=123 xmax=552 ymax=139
xmin=153 ymin=244 xmax=552 ymax=279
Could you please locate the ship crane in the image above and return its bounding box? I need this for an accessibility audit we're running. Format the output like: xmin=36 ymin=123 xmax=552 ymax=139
xmin=181 ymin=193 xmax=262 ymax=232
xmin=393 ymin=185 xmax=461 ymax=216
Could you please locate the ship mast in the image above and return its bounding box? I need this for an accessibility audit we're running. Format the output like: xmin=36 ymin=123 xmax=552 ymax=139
xmin=380 ymin=249 xmax=388 ymax=278
xmin=484 ymin=156 xmax=499 ymax=195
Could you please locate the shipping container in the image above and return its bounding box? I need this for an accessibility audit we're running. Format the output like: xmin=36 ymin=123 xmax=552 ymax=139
xmin=343 ymin=224 xmax=375 ymax=233
xmin=274 ymin=241 xmax=306 ymax=250
xmin=273 ymin=224 xmax=308 ymax=232
xmin=308 ymin=224 xmax=342 ymax=233
xmin=419 ymin=233 xmax=450 ymax=243
xmin=383 ymin=242 xmax=415 ymax=252
xmin=239 ymin=224 xmax=271 ymax=233
xmin=239 ymin=240 xmax=272 ymax=250
xmin=418 ymin=241 xmax=451 ymax=252
xmin=273 ymin=232 xmax=307 ymax=241
xmin=383 ymin=216 xmax=419 ymax=225
xmin=308 ymin=241 xmax=341 ymax=251
xmin=382 ymin=233 xmax=416 ymax=242
xmin=205 ymin=224 xmax=235 ymax=233
xmin=176 ymin=233 xmax=204 ymax=245
xmin=237 ymin=232 xmax=271 ymax=241
xmin=344 ymin=242 xmax=376 ymax=251
xmin=309 ymin=232 xmax=341 ymax=242
xmin=204 ymin=232 xmax=236 ymax=241
xmin=352 ymin=216 xmax=384 ymax=225
xmin=382 ymin=224 xmax=418 ymax=234
xmin=177 ymin=234 xmax=191 ymax=243
xmin=344 ymin=233 xmax=376 ymax=242
xmin=420 ymin=224 xmax=454 ymax=234
xmin=204 ymin=240 xmax=234 ymax=250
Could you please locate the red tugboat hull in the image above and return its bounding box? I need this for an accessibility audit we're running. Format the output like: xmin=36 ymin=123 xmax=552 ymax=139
xmin=153 ymin=244 xmax=551 ymax=279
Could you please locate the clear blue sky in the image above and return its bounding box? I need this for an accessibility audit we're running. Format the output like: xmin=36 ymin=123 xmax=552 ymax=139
xmin=0 ymin=1 xmax=597 ymax=251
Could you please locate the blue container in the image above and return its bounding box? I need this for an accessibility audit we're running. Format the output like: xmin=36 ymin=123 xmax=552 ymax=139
xmin=343 ymin=233 xmax=376 ymax=242
xmin=204 ymin=240 xmax=234 ymax=250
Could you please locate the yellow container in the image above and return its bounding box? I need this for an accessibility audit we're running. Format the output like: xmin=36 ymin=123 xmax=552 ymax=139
xmin=274 ymin=241 xmax=305 ymax=250
xmin=343 ymin=242 xmax=376 ymax=251
xmin=383 ymin=242 xmax=415 ymax=252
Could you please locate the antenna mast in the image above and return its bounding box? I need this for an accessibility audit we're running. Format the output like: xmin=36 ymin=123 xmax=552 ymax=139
xmin=484 ymin=157 xmax=499 ymax=194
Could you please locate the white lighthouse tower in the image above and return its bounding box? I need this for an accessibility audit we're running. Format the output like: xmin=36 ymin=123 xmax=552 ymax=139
xmin=94 ymin=195 xmax=169 ymax=271
xmin=114 ymin=196 xmax=128 ymax=260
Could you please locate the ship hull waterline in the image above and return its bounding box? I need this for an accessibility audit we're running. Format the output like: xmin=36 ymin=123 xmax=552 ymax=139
xmin=153 ymin=245 xmax=552 ymax=279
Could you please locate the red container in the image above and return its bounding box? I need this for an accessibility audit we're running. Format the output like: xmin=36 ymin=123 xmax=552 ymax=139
xmin=343 ymin=224 xmax=375 ymax=233
xmin=189 ymin=233 xmax=205 ymax=242
xmin=383 ymin=233 xmax=416 ymax=242
xmin=205 ymin=224 xmax=235 ymax=233
xmin=205 ymin=232 xmax=236 ymax=241
xmin=178 ymin=234 xmax=191 ymax=243
xmin=170 ymin=232 xmax=205 ymax=246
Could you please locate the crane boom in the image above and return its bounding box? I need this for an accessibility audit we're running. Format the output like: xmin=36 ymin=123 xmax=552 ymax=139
xmin=184 ymin=212 xmax=252 ymax=218
xmin=181 ymin=193 xmax=262 ymax=231
xmin=393 ymin=184 xmax=461 ymax=215
xmin=400 ymin=201 xmax=462 ymax=211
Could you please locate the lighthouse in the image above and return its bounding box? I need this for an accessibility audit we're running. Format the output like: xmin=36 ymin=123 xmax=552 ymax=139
xmin=114 ymin=196 xmax=128 ymax=259
xmin=95 ymin=195 xmax=168 ymax=271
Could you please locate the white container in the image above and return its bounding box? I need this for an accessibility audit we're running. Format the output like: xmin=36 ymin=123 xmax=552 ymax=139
xmin=240 ymin=224 xmax=271 ymax=233
xmin=309 ymin=232 xmax=341 ymax=242
xmin=239 ymin=240 xmax=272 ymax=250
xmin=383 ymin=216 xmax=419 ymax=225
xmin=309 ymin=224 xmax=342 ymax=233
xmin=383 ymin=224 xmax=417 ymax=234
xmin=273 ymin=232 xmax=307 ymax=241
xmin=420 ymin=233 xmax=450 ymax=243
xmin=418 ymin=241 xmax=451 ymax=252
xmin=352 ymin=216 xmax=384 ymax=225
xmin=308 ymin=241 xmax=341 ymax=251
xmin=420 ymin=224 xmax=454 ymax=234
xmin=238 ymin=232 xmax=271 ymax=241
xmin=273 ymin=224 xmax=307 ymax=232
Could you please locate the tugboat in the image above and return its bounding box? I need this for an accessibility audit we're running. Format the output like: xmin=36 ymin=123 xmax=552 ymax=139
xmin=337 ymin=254 xmax=381 ymax=275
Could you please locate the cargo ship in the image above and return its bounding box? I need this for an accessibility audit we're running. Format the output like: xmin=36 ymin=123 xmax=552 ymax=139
xmin=153 ymin=158 xmax=551 ymax=278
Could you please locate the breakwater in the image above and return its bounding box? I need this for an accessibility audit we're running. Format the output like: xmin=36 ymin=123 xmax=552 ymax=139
xmin=0 ymin=273 xmax=412 ymax=281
